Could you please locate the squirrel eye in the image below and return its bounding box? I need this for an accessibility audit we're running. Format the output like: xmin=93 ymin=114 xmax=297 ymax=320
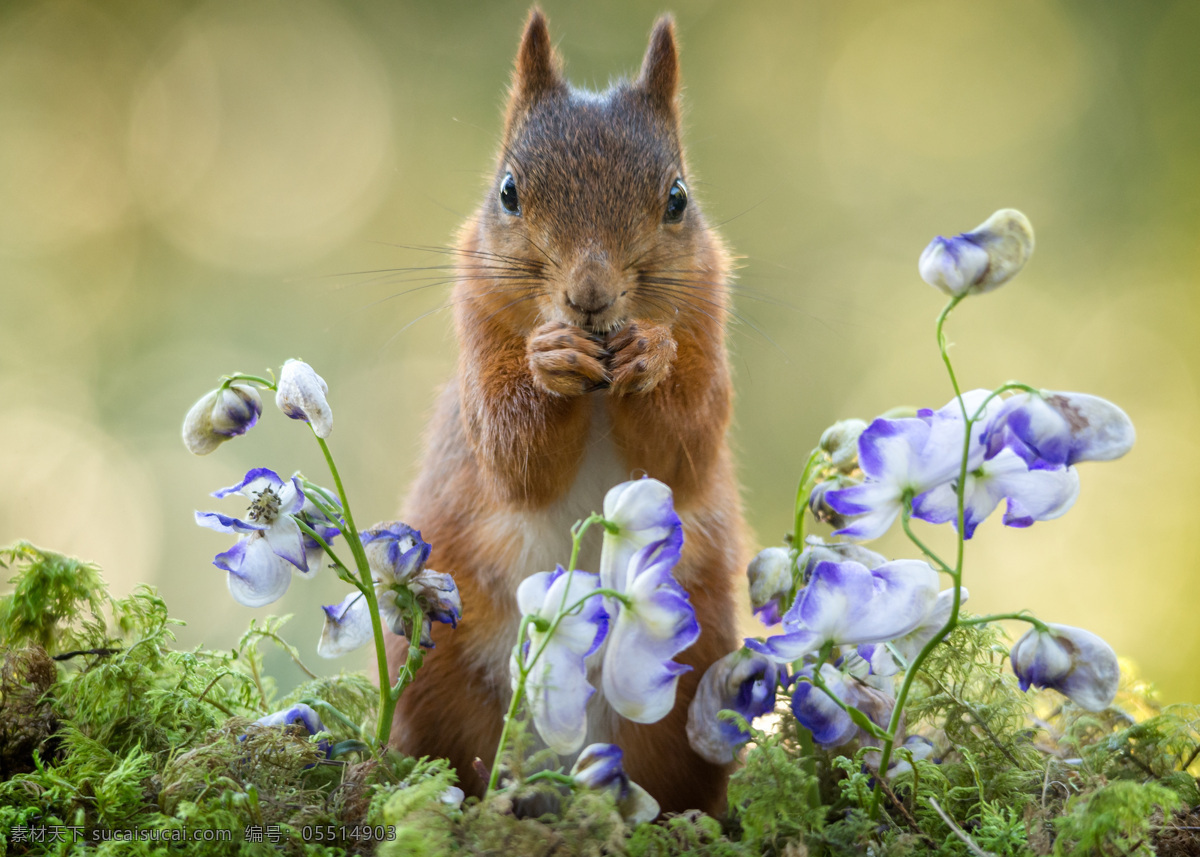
xmin=664 ymin=178 xmax=688 ymax=224
xmin=499 ymin=172 xmax=520 ymax=215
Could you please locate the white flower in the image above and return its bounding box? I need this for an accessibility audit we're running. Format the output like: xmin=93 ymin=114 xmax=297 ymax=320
xmin=276 ymin=359 xmax=333 ymax=438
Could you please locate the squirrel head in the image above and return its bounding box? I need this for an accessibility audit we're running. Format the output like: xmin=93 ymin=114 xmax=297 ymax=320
xmin=465 ymin=9 xmax=727 ymax=336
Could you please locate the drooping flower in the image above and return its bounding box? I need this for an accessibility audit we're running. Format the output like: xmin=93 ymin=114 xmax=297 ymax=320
xmin=182 ymin=383 xmax=263 ymax=455
xmin=824 ymin=391 xmax=999 ymax=541
xmin=686 ymin=648 xmax=779 ymax=764
xmin=819 ymin=418 xmax=869 ymax=473
xmin=747 ymin=547 xmax=791 ymax=626
xmin=570 ymin=743 xmax=660 ymax=824
xmin=1010 ymin=623 xmax=1119 ymax=711
xmin=911 ymin=447 xmax=1080 ymax=538
xmin=918 ymin=208 xmax=1035 ymax=297
xmin=602 ymin=538 xmax=700 ymax=723
xmin=599 ymin=477 xmax=683 ymax=596
xmin=276 ymin=359 xmax=333 ymax=438
xmin=317 ymin=523 xmax=460 ymax=657
xmin=512 ymin=566 xmax=608 ymax=755
xmin=791 ymin=664 xmax=895 ymax=750
xmin=253 ymin=702 xmax=331 ymax=757
xmin=748 ymin=559 xmax=939 ymax=664
xmin=195 ymin=468 xmax=312 ymax=607
xmin=986 ymin=390 xmax=1135 ymax=469
xmin=858 ymin=587 xmax=969 ymax=676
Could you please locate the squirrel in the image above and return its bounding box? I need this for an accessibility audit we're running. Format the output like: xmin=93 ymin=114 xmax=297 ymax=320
xmin=386 ymin=9 xmax=746 ymax=815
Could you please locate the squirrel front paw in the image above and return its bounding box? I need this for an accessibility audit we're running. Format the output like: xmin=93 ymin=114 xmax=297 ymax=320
xmin=527 ymin=321 xmax=611 ymax=396
xmin=607 ymin=321 xmax=677 ymax=396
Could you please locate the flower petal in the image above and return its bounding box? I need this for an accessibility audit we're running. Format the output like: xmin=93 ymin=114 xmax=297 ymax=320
xmin=218 ymin=535 xmax=293 ymax=607
xmin=600 ymin=477 xmax=683 ymax=595
xmin=687 ymin=648 xmax=778 ymax=764
xmin=317 ymin=591 xmax=375 ymax=657
xmin=276 ymin=359 xmax=333 ymax=438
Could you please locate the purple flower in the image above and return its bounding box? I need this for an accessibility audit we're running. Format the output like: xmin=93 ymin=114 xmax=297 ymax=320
xmin=253 ymin=702 xmax=331 ymax=757
xmin=910 ymin=447 xmax=1080 ymax=538
xmin=600 ymin=477 xmax=683 ymax=597
xmin=317 ymin=523 xmax=460 ymax=656
xmin=918 ymin=208 xmax=1034 ymax=297
xmin=1010 ymin=623 xmax=1119 ymax=712
xmin=514 ymin=566 xmax=608 ymax=755
xmin=602 ymin=538 xmax=700 ymax=724
xmin=859 ymin=587 xmax=968 ymax=677
xmin=986 ymin=391 xmax=1135 ymax=469
xmin=570 ymin=743 xmax=660 ymax=824
xmin=819 ymin=418 xmax=869 ymax=473
xmin=195 ymin=468 xmax=311 ymax=607
xmin=825 ymin=391 xmax=999 ymax=541
xmin=276 ymin=359 xmax=333 ymax=438
xmin=791 ymin=664 xmax=894 ymax=749
xmin=747 ymin=547 xmax=791 ymax=626
xmin=686 ymin=648 xmax=779 ymax=764
xmin=182 ymin=384 xmax=263 ymax=455
xmin=748 ymin=558 xmax=939 ymax=664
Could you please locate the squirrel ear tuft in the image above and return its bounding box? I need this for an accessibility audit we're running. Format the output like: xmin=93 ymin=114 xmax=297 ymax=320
xmin=511 ymin=8 xmax=562 ymax=106
xmin=637 ymin=15 xmax=680 ymax=113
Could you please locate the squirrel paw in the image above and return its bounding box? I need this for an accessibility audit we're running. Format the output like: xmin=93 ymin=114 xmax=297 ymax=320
xmin=607 ymin=321 xmax=677 ymax=395
xmin=528 ymin=321 xmax=611 ymax=396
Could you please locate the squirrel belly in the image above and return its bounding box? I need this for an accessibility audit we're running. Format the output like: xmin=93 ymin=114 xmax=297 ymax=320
xmin=385 ymin=10 xmax=746 ymax=815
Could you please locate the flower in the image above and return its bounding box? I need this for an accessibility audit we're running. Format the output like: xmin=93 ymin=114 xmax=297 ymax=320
xmin=570 ymin=743 xmax=660 ymax=824
xmin=195 ymin=468 xmax=312 ymax=607
xmin=795 ymin=537 xmax=888 ymax=577
xmin=317 ymin=523 xmax=460 ymax=656
xmin=513 ymin=566 xmax=608 ymax=755
xmin=749 ymin=558 xmax=939 ymax=664
xmin=1010 ymin=623 xmax=1119 ymax=711
xmin=911 ymin=447 xmax=1080 ymax=538
xmin=824 ymin=391 xmax=999 ymax=541
xmin=918 ymin=208 xmax=1035 ymax=297
xmin=182 ymin=383 xmax=263 ymax=455
xmin=791 ymin=664 xmax=894 ymax=749
xmin=602 ymin=538 xmax=700 ymax=723
xmin=252 ymin=702 xmax=331 ymax=758
xmin=819 ymin=418 xmax=868 ymax=473
xmin=599 ymin=477 xmax=683 ymax=597
xmin=986 ymin=391 xmax=1135 ymax=468
xmin=747 ymin=547 xmax=791 ymax=626
xmin=686 ymin=648 xmax=779 ymax=764
xmin=858 ymin=587 xmax=969 ymax=676
xmin=276 ymin=359 xmax=333 ymax=438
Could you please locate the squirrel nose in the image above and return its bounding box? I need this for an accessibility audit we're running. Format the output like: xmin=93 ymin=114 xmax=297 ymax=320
xmin=565 ymin=291 xmax=616 ymax=315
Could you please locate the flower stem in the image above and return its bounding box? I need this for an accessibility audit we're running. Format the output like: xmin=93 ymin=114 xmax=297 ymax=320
xmin=790 ymin=447 xmax=826 ymax=589
xmin=223 ymin=372 xmax=277 ymax=390
xmin=960 ymin=612 xmax=1049 ymax=633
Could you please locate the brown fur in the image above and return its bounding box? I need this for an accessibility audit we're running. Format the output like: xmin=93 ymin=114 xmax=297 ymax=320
xmin=387 ymin=9 xmax=746 ymax=815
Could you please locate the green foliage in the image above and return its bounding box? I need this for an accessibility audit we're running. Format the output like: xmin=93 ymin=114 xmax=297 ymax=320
xmin=0 ymin=542 xmax=111 ymax=654
xmin=1053 ymin=780 xmax=1181 ymax=857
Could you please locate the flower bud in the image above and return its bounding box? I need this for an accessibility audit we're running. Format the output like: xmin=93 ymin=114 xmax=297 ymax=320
xmin=747 ymin=547 xmax=791 ymax=625
xmin=919 ymin=208 xmax=1034 ymax=297
xmin=570 ymin=743 xmax=660 ymax=824
xmin=182 ymin=384 xmax=263 ymax=455
xmin=687 ymin=648 xmax=778 ymax=764
xmin=819 ymin=418 xmax=867 ymax=473
xmin=276 ymin=359 xmax=333 ymax=438
xmin=1010 ymin=622 xmax=1119 ymax=711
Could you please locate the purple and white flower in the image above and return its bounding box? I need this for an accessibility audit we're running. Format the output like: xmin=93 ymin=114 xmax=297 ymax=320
xmin=252 ymin=702 xmax=331 ymax=758
xmin=986 ymin=391 xmax=1135 ymax=469
xmin=182 ymin=383 xmax=263 ymax=455
xmin=602 ymin=538 xmax=700 ymax=723
xmin=276 ymin=359 xmax=333 ymax=438
xmin=686 ymin=648 xmax=779 ymax=764
xmin=317 ymin=523 xmax=460 ymax=657
xmin=824 ymin=391 xmax=999 ymax=541
xmin=919 ymin=208 xmax=1035 ymax=297
xmin=513 ymin=566 xmax=608 ymax=755
xmin=911 ymin=447 xmax=1080 ymax=538
xmin=196 ymin=468 xmax=312 ymax=607
xmin=748 ymin=558 xmax=939 ymax=664
xmin=747 ymin=547 xmax=791 ymax=626
xmin=599 ymin=477 xmax=683 ymax=597
xmin=570 ymin=743 xmax=660 ymax=824
xmin=819 ymin=418 xmax=869 ymax=473
xmin=859 ymin=587 xmax=969 ymax=677
xmin=791 ymin=664 xmax=894 ymax=750
xmin=1010 ymin=623 xmax=1119 ymax=712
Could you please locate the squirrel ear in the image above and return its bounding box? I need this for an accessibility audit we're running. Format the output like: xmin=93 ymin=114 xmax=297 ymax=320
xmin=637 ymin=15 xmax=680 ymax=114
xmin=510 ymin=8 xmax=562 ymax=108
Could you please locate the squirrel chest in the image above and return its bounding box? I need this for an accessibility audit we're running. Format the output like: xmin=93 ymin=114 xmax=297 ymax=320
xmin=386 ymin=11 xmax=746 ymax=815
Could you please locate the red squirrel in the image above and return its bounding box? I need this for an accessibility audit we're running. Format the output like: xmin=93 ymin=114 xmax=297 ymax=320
xmin=387 ymin=9 xmax=745 ymax=815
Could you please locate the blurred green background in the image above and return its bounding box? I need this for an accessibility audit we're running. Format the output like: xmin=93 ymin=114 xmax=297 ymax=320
xmin=2 ymin=0 xmax=1197 ymax=702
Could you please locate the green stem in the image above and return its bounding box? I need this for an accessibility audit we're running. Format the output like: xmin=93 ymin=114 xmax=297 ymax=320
xmin=392 ymin=605 xmax=427 ymax=697
xmin=790 ymin=447 xmax=827 ymax=588
xmin=960 ymin=612 xmax=1049 ymax=632
xmin=899 ymin=505 xmax=954 ymax=576
xmin=223 ymin=372 xmax=277 ymax=390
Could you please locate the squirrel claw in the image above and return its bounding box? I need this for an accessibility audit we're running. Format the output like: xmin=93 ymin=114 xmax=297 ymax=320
xmin=607 ymin=321 xmax=676 ymax=396
xmin=528 ymin=321 xmax=611 ymax=396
